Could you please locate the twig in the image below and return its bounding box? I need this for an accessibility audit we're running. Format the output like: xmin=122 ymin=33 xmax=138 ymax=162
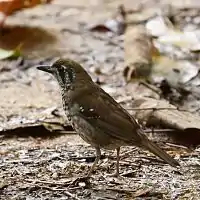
xmin=66 ymin=186 xmax=83 ymax=190
xmin=124 ymin=156 xmax=166 ymax=165
xmin=166 ymin=143 xmax=188 ymax=149
xmin=37 ymin=185 xmax=81 ymax=200
xmin=38 ymin=185 xmax=65 ymax=191
xmin=126 ymin=107 xmax=189 ymax=112
xmin=25 ymin=179 xmax=81 ymax=200
xmin=144 ymin=128 xmax=175 ymax=133
xmin=69 ymin=155 xmax=96 ymax=161
xmin=106 ymin=187 xmax=136 ymax=194
xmin=126 ymin=107 xmax=174 ymax=111
xmin=93 ymin=187 xmax=152 ymax=199
xmin=117 ymin=96 xmax=132 ymax=103
xmin=68 ymin=154 xmax=106 ymax=164
xmin=139 ymin=81 xmax=161 ymax=95
xmin=118 ymin=160 xmax=138 ymax=167
xmin=138 ymin=156 xmax=167 ymax=165
xmin=92 ymin=188 xmax=118 ymax=199
xmin=25 ymin=178 xmax=71 ymax=186
xmin=5 ymin=159 xmax=34 ymax=164
xmin=93 ymin=186 xmax=135 ymax=194
xmin=120 ymin=149 xmax=138 ymax=158
xmin=121 ymin=170 xmax=136 ymax=177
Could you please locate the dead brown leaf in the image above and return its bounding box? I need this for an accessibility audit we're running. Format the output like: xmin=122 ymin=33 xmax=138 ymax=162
xmin=89 ymin=5 xmax=126 ymax=35
xmin=133 ymin=188 xmax=152 ymax=197
xmin=124 ymin=25 xmax=153 ymax=81
xmin=133 ymin=97 xmax=200 ymax=146
xmin=0 ymin=0 xmax=52 ymax=15
xmin=0 ymin=0 xmax=52 ymax=26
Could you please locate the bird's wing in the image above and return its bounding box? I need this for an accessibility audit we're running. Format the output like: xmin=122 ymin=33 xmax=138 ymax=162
xmin=73 ymin=86 xmax=144 ymax=144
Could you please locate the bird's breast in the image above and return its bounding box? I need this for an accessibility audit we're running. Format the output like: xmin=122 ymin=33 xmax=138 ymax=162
xmin=69 ymin=113 xmax=125 ymax=150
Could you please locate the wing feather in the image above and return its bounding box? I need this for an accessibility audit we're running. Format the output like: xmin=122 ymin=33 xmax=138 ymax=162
xmin=73 ymin=85 xmax=143 ymax=145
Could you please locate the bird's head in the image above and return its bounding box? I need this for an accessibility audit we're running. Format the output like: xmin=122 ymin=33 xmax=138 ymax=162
xmin=37 ymin=58 xmax=92 ymax=90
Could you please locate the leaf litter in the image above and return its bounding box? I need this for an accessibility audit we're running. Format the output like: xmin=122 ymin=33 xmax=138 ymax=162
xmin=1 ymin=0 xmax=200 ymax=199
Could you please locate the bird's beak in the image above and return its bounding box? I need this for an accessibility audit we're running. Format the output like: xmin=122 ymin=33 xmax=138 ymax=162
xmin=37 ymin=65 xmax=52 ymax=74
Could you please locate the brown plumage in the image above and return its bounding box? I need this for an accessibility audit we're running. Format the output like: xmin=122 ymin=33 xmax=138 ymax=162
xmin=37 ymin=58 xmax=179 ymax=176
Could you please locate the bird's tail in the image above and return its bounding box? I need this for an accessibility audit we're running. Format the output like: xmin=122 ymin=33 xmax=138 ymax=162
xmin=141 ymin=137 xmax=180 ymax=167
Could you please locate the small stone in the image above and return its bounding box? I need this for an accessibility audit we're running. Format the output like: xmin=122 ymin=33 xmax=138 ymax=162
xmin=78 ymin=182 xmax=86 ymax=187
xmin=52 ymin=172 xmax=58 ymax=179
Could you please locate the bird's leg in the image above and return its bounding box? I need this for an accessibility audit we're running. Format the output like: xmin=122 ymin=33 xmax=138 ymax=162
xmin=107 ymin=147 xmax=120 ymax=177
xmin=71 ymin=147 xmax=101 ymax=186
xmin=87 ymin=147 xmax=101 ymax=177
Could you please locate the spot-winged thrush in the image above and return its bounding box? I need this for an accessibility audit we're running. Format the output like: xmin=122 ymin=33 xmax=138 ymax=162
xmin=37 ymin=58 xmax=179 ymax=177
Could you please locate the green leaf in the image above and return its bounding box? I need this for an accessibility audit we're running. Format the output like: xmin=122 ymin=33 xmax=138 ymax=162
xmin=0 ymin=45 xmax=22 ymax=60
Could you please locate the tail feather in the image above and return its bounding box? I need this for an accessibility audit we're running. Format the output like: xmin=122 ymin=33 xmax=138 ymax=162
xmin=142 ymin=138 xmax=180 ymax=167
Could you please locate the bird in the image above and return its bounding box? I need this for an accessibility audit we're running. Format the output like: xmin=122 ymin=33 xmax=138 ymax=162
xmin=37 ymin=58 xmax=179 ymax=177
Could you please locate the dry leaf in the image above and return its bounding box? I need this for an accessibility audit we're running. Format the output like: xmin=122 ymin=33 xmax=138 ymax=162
xmin=89 ymin=5 xmax=126 ymax=35
xmin=152 ymin=56 xmax=198 ymax=85
xmin=146 ymin=15 xmax=200 ymax=52
xmin=133 ymin=97 xmax=200 ymax=146
xmin=124 ymin=25 xmax=153 ymax=81
xmin=146 ymin=16 xmax=174 ymax=37
xmin=0 ymin=0 xmax=52 ymax=26
xmin=158 ymin=30 xmax=200 ymax=51
xmin=133 ymin=188 xmax=152 ymax=198
xmin=126 ymin=8 xmax=157 ymax=25
xmin=0 ymin=44 xmax=22 ymax=60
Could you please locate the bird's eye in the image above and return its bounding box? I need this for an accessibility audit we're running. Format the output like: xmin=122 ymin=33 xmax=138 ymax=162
xmin=56 ymin=65 xmax=75 ymax=85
